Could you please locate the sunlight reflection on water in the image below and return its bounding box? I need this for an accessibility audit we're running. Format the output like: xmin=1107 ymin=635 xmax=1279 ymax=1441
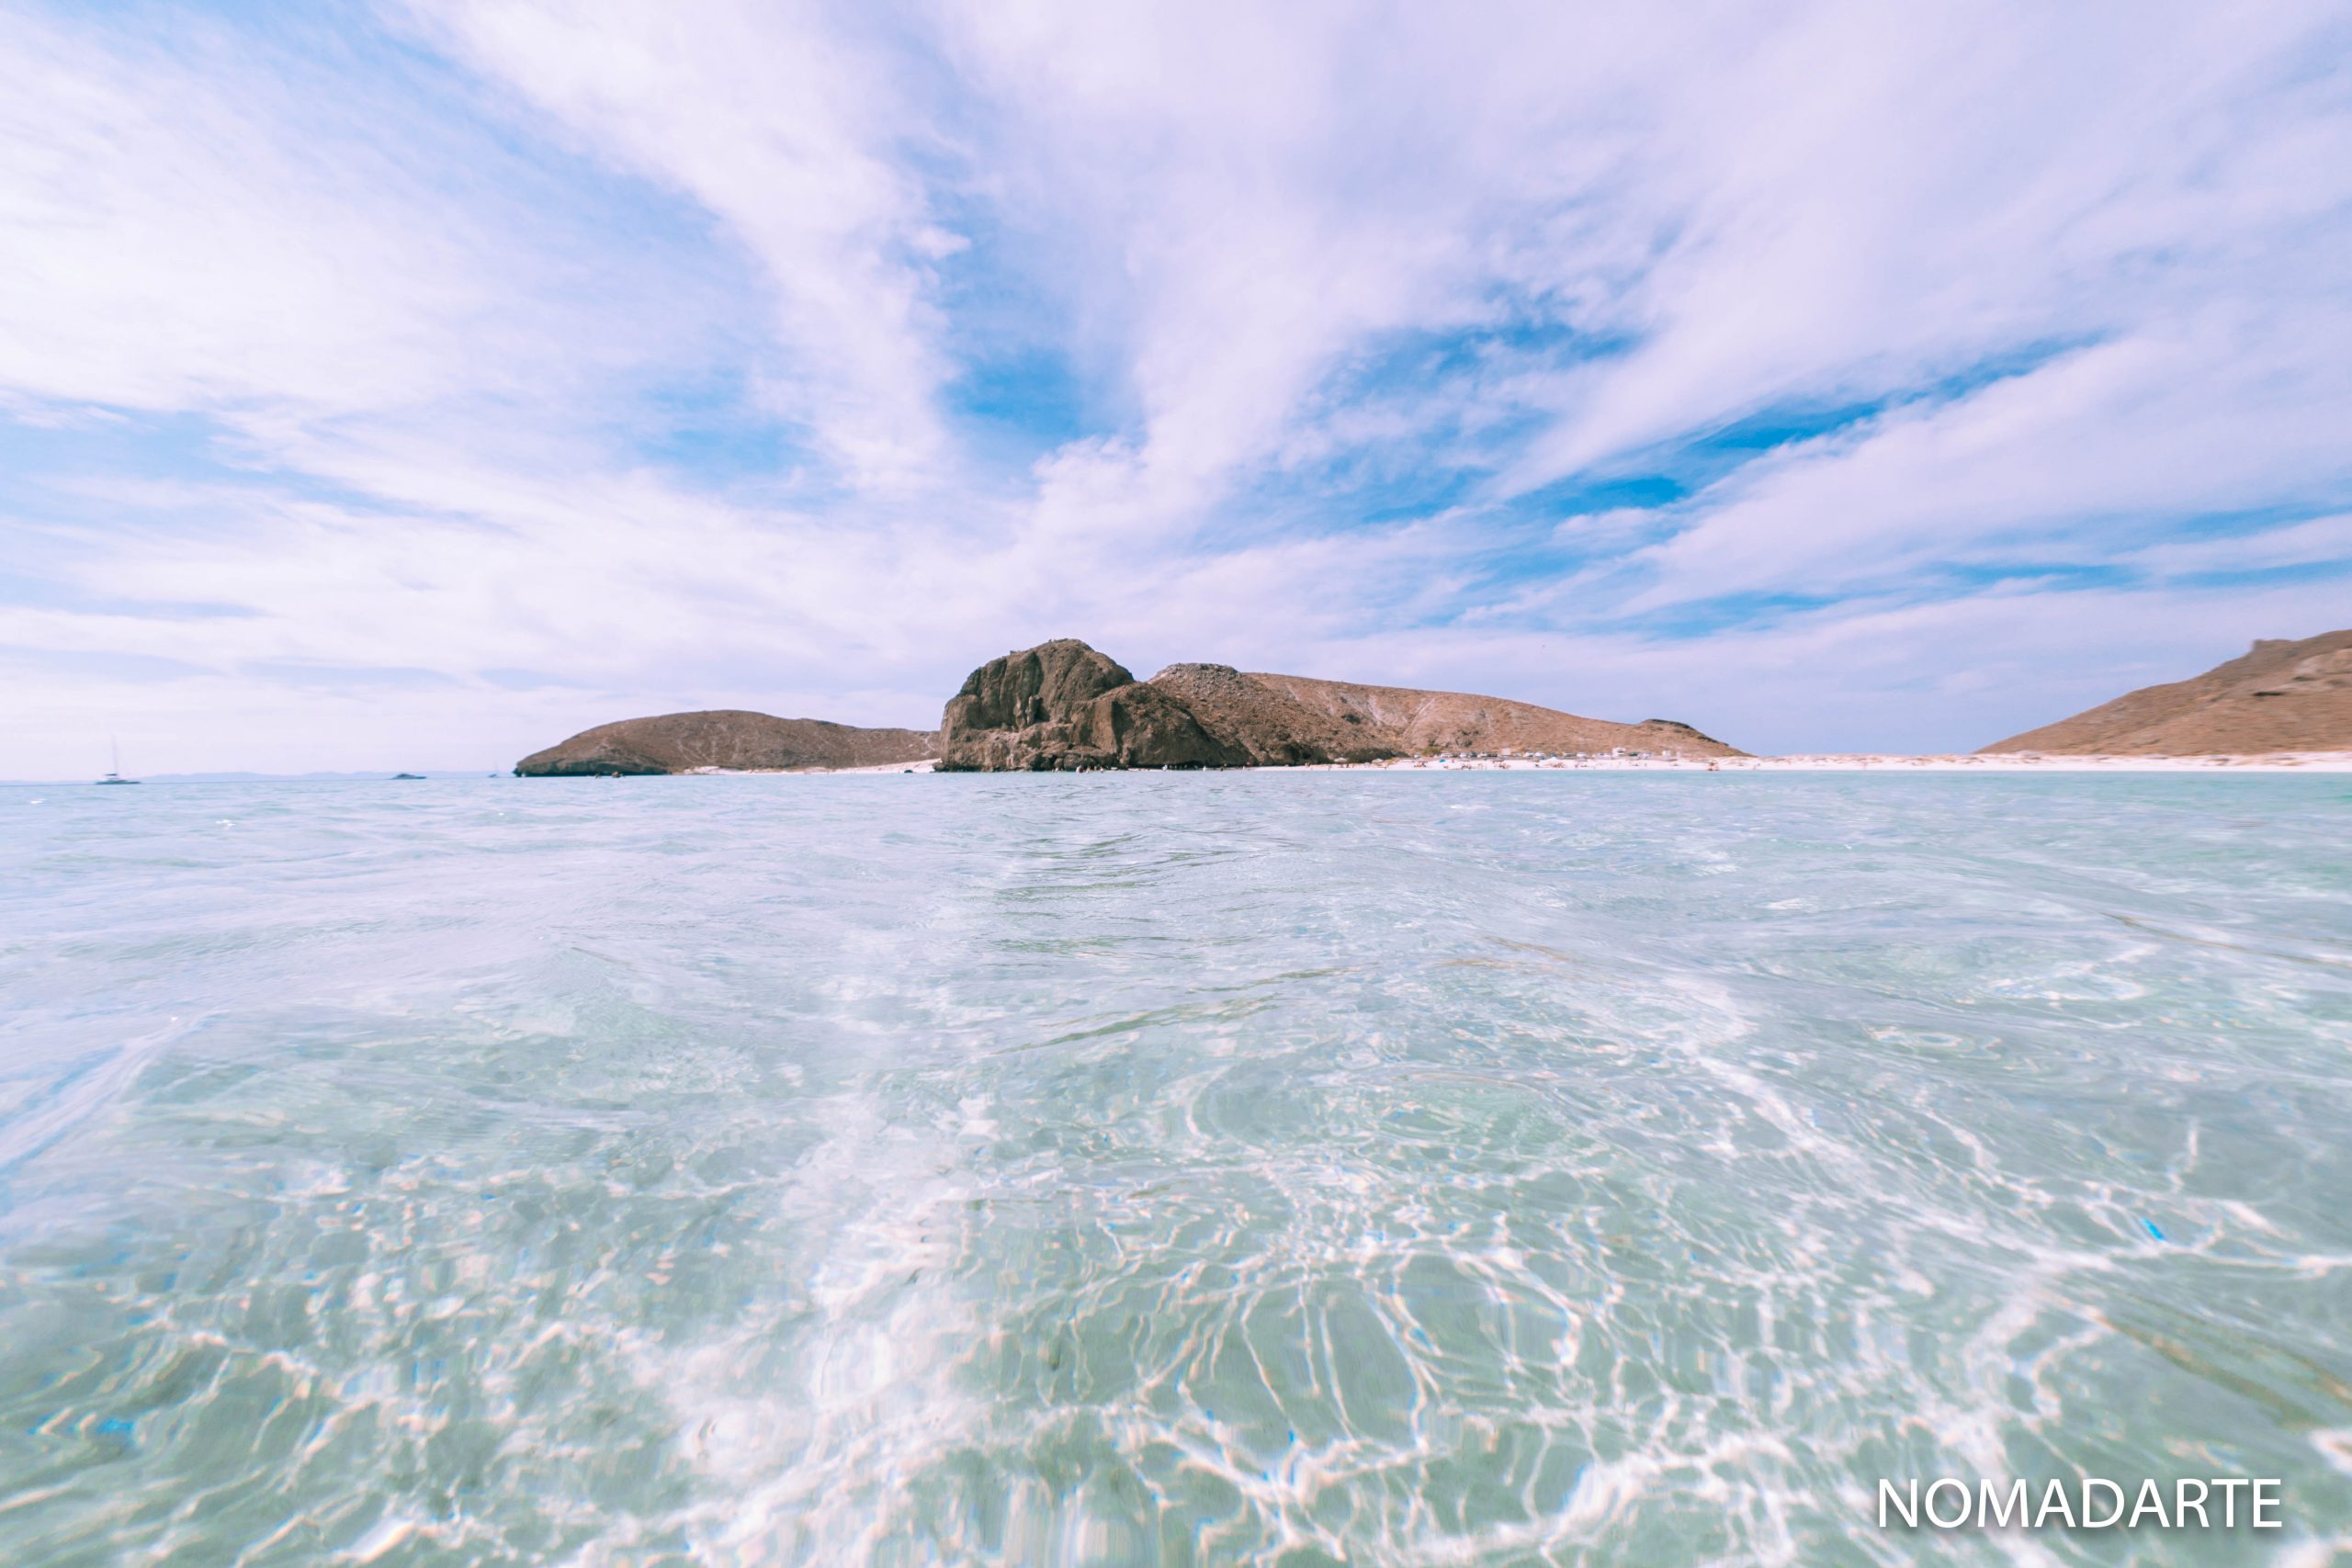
xmin=1 ymin=773 xmax=2348 ymax=1564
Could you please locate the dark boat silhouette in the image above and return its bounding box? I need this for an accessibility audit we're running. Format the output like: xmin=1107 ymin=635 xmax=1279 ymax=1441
xmin=392 ymin=773 xmax=425 ymax=779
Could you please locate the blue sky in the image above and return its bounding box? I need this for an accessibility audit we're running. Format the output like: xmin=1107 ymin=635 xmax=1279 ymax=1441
xmin=3 ymin=1 xmax=2348 ymax=775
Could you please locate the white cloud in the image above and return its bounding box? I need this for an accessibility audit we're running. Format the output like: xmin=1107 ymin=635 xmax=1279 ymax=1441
xmin=1500 ymin=0 xmax=2352 ymax=486
xmin=0 ymin=8 xmax=742 ymax=428
xmin=939 ymin=2 xmax=1679 ymax=525
xmin=1620 ymin=308 xmax=2352 ymax=609
xmin=0 ymin=12 xmax=481 ymax=414
xmin=1 ymin=0 xmax=2346 ymax=776
xmin=2127 ymin=513 xmax=2352 ymax=577
xmin=403 ymin=0 xmax=959 ymax=488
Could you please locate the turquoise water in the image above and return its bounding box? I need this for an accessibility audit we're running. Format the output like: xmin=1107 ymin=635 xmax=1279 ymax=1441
xmin=2 ymin=773 xmax=2349 ymax=1565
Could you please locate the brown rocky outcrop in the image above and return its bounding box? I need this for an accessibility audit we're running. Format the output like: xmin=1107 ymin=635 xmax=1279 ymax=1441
xmin=1982 ymin=629 xmax=2352 ymax=755
xmin=937 ymin=640 xmax=1250 ymax=771
xmin=938 ymin=638 xmax=1745 ymax=769
xmin=515 ymin=710 xmax=937 ymax=775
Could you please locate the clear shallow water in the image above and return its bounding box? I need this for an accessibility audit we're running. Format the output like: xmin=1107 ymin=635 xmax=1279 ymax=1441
xmin=2 ymin=773 xmax=2350 ymax=1567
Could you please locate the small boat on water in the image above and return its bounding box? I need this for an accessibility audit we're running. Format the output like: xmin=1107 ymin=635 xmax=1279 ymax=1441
xmin=96 ymin=739 xmax=139 ymax=785
xmin=392 ymin=773 xmax=425 ymax=780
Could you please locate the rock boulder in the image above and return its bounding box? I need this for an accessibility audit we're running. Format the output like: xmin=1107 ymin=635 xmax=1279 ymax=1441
xmin=938 ymin=640 xmax=1250 ymax=771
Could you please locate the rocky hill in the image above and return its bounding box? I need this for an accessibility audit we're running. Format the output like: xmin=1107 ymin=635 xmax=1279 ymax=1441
xmin=515 ymin=710 xmax=937 ymax=775
xmin=1148 ymin=663 xmax=1400 ymax=764
xmin=938 ymin=638 xmax=1743 ymax=770
xmin=1228 ymin=670 xmax=1739 ymax=761
xmin=937 ymin=642 xmax=1248 ymax=772
xmin=1982 ymin=630 xmax=2352 ymax=755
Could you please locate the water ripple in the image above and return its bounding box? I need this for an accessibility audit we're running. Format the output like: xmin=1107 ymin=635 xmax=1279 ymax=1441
xmin=0 ymin=773 xmax=2347 ymax=1563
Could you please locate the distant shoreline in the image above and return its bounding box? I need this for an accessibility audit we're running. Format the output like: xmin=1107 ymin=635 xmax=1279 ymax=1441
xmin=14 ymin=751 xmax=2346 ymax=786
xmin=766 ymin=751 xmax=2352 ymax=775
xmin=1308 ymin=752 xmax=2352 ymax=773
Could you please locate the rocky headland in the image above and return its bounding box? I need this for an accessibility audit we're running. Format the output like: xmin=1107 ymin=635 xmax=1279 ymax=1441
xmin=1982 ymin=629 xmax=2352 ymax=755
xmin=937 ymin=637 xmax=1742 ymax=771
xmin=514 ymin=710 xmax=937 ymax=775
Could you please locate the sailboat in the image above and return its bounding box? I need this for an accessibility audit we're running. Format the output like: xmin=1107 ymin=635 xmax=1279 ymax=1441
xmin=96 ymin=738 xmax=139 ymax=785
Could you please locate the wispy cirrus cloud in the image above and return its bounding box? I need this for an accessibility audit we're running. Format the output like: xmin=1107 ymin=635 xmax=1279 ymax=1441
xmin=1 ymin=0 xmax=2346 ymax=776
xmin=403 ymin=0 xmax=966 ymax=488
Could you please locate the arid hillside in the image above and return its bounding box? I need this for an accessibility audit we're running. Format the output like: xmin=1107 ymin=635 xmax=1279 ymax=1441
xmin=1982 ymin=630 xmax=2352 ymax=755
xmin=516 ymin=711 xmax=937 ymax=775
xmin=1237 ymin=671 xmax=1742 ymax=760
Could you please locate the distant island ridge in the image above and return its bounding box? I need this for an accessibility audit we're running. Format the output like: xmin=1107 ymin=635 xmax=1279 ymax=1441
xmin=934 ymin=639 xmax=1741 ymax=770
xmin=514 ymin=637 xmax=1741 ymax=774
xmin=511 ymin=630 xmax=2352 ymax=775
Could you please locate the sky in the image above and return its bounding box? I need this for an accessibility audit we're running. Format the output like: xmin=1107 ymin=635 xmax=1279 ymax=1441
xmin=3 ymin=0 xmax=2348 ymax=776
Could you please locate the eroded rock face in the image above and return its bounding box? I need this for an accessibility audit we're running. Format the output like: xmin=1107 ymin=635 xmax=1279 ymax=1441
xmin=938 ymin=639 xmax=1250 ymax=770
xmin=1081 ymin=682 xmax=1252 ymax=770
xmin=942 ymin=639 xmax=1133 ymax=734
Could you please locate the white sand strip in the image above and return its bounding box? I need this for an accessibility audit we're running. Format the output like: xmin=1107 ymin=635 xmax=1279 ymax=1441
xmin=1312 ymin=752 xmax=2352 ymax=773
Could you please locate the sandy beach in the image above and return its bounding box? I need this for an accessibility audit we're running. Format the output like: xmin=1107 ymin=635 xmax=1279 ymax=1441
xmin=1320 ymin=751 xmax=2352 ymax=773
xmin=763 ymin=752 xmax=2352 ymax=775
